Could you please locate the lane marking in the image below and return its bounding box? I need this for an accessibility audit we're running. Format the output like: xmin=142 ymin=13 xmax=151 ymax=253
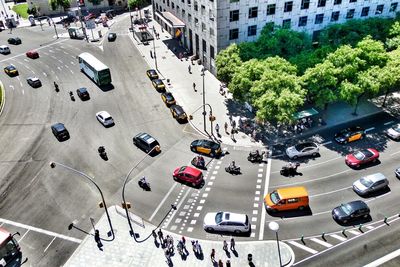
xmin=148 ymin=182 xmax=177 ymax=221
xmin=391 ymin=150 xmax=400 ymax=156
xmin=44 ymin=236 xmax=56 ymax=253
xmin=321 ymin=141 xmax=332 ymax=145
xmin=348 ymin=230 xmax=361 ymax=236
xmin=330 ymin=234 xmax=347 ymax=241
xmin=365 ymin=127 xmax=375 ymax=132
xmin=18 ymin=229 xmax=30 ymax=242
xmin=309 ymin=186 xmax=352 ymax=198
xmin=364 ymin=247 xmax=400 ymax=267
xmin=310 ymin=237 xmax=332 ymax=248
xmin=259 ymin=156 xmax=272 ymax=240
xmin=288 ymin=240 xmax=318 ymax=254
xmin=163 ymin=188 xmax=191 ymax=229
xmin=384 ymin=121 xmax=394 ymax=126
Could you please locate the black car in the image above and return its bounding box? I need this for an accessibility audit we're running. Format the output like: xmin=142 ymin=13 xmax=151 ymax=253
xmin=170 ymin=105 xmax=188 ymax=121
xmin=27 ymin=77 xmax=42 ymax=88
xmin=51 ymin=123 xmax=70 ymax=141
xmin=76 ymin=87 xmax=90 ymax=100
xmin=108 ymin=33 xmax=117 ymax=41
xmin=395 ymin=167 xmax=400 ymax=179
xmin=133 ymin=132 xmax=161 ymax=155
xmin=332 ymin=200 xmax=370 ymax=224
xmin=7 ymin=37 xmax=21 ymax=45
xmin=146 ymin=69 xmax=159 ymax=79
xmin=190 ymin=139 xmax=222 ymax=158
xmin=334 ymin=126 xmax=365 ymax=144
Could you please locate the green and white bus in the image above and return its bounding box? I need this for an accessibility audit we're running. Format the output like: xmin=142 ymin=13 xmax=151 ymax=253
xmin=78 ymin=52 xmax=112 ymax=86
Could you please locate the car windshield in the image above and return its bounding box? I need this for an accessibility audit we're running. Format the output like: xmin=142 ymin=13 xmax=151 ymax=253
xmin=359 ymin=177 xmax=373 ymax=187
xmin=353 ymin=151 xmax=365 ymax=160
xmin=341 ymin=204 xmax=353 ymax=215
xmin=104 ymin=117 xmax=112 ymax=121
xmin=393 ymin=124 xmax=400 ymax=133
xmin=215 ymin=212 xmax=223 ymax=224
xmin=209 ymin=142 xmax=219 ymax=150
xmin=270 ymin=191 xmax=281 ymax=204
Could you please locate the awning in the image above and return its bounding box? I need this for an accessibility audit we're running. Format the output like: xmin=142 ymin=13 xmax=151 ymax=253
xmin=293 ymin=108 xmax=319 ymax=120
xmin=155 ymin=11 xmax=185 ymax=28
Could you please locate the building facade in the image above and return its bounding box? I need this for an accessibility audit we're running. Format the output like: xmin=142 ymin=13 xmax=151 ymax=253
xmin=153 ymin=0 xmax=398 ymax=74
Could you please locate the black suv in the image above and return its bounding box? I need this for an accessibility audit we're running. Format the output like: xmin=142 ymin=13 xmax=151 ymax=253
xmin=332 ymin=200 xmax=370 ymax=224
xmin=133 ymin=133 xmax=160 ymax=155
xmin=51 ymin=123 xmax=70 ymax=141
xmin=76 ymin=87 xmax=90 ymax=100
xmin=8 ymin=37 xmax=21 ymax=45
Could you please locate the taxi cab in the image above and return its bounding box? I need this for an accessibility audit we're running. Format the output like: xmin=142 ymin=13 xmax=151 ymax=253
xmin=190 ymin=139 xmax=222 ymax=158
xmin=161 ymin=92 xmax=176 ymax=106
xmin=334 ymin=126 xmax=365 ymax=144
xmin=146 ymin=69 xmax=158 ymax=79
xmin=4 ymin=65 xmax=18 ymax=76
xmin=151 ymin=79 xmax=166 ymax=92
xmin=170 ymin=104 xmax=188 ymax=121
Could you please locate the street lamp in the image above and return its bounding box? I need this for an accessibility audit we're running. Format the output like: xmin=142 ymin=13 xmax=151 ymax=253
xmin=152 ymin=29 xmax=158 ymax=71
xmin=269 ymin=221 xmax=282 ymax=267
xmin=201 ymin=68 xmax=206 ymax=133
xmin=50 ymin=161 xmax=115 ymax=241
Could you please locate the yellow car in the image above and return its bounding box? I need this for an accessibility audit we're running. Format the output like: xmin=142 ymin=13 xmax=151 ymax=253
xmin=190 ymin=139 xmax=222 ymax=158
xmin=152 ymin=79 xmax=166 ymax=92
xmin=161 ymin=92 xmax=176 ymax=106
xmin=4 ymin=65 xmax=18 ymax=76
xmin=146 ymin=69 xmax=158 ymax=79
xmin=170 ymin=104 xmax=188 ymax=121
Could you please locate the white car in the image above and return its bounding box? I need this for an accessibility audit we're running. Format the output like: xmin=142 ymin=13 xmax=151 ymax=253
xmin=386 ymin=123 xmax=400 ymax=140
xmin=353 ymin=173 xmax=389 ymax=196
xmin=203 ymin=211 xmax=250 ymax=233
xmin=286 ymin=142 xmax=319 ymax=159
xmin=96 ymin=111 xmax=114 ymax=127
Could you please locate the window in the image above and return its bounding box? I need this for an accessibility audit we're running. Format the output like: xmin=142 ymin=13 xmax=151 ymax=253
xmin=202 ymin=39 xmax=206 ymax=53
xmin=282 ymin=19 xmax=291 ymax=28
xmin=167 ymin=0 xmax=169 ymax=6
xmin=267 ymin=4 xmax=276 ymax=15
xmin=249 ymin=7 xmax=258 ymax=18
xmin=284 ymin=1 xmax=293 ymax=12
xmin=248 ymin=25 xmax=257 ymax=36
xmin=287 ymin=198 xmax=299 ymax=204
xmin=201 ymin=5 xmax=205 ymax=15
xmin=301 ymin=0 xmax=310 ymax=10
xmin=230 ymin=10 xmax=239 ymax=22
xmin=361 ymin=7 xmax=369 ymax=17
xmin=390 ymin=3 xmax=398 ymax=12
xmin=298 ymin=16 xmax=307 ymax=26
xmin=346 ymin=9 xmax=355 ymax=19
xmin=172 ymin=2 xmax=174 ymax=8
xmin=315 ymin=14 xmax=324 ymax=24
xmin=210 ymin=27 xmax=214 ymax=35
xmin=210 ymin=45 xmax=215 ymax=59
xmin=188 ymin=13 xmax=192 ymax=22
xmin=230 ymin=0 xmax=239 ymax=2
xmin=334 ymin=0 xmax=342 ymax=5
xmin=202 ymin=22 xmax=206 ymax=31
xmin=349 ymin=0 xmax=356 ymax=3
xmin=376 ymin=4 xmax=384 ymax=14
xmin=318 ymin=0 xmax=326 ymax=7
xmin=194 ymin=1 xmax=198 ymax=11
xmin=312 ymin=30 xmax=321 ymax=41
xmin=229 ymin=28 xmax=239 ymax=40
xmin=195 ymin=18 xmax=199 ymax=26
xmin=331 ymin=11 xmax=340 ymax=21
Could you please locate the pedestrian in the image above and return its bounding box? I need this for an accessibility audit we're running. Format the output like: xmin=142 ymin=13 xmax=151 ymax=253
xmin=161 ymin=27 xmax=164 ymax=33
xmin=226 ymin=259 xmax=231 ymax=267
xmin=152 ymin=230 xmax=157 ymax=240
xmin=193 ymin=82 xmax=197 ymax=92
xmin=188 ymin=64 xmax=191 ymax=74
xmin=150 ymin=50 xmax=153 ymax=58
xmin=215 ymin=123 xmax=220 ymax=135
xmin=232 ymin=119 xmax=236 ymax=129
xmin=210 ymin=248 xmax=216 ymax=262
xmin=223 ymin=240 xmax=228 ymax=251
xmin=218 ymin=259 xmax=224 ymax=267
xmin=195 ymin=240 xmax=202 ymax=254
xmin=164 ymin=248 xmax=171 ymax=265
xmin=158 ymin=229 xmax=164 ymax=243
xmin=224 ymin=122 xmax=229 ymax=134
xmin=230 ymin=237 xmax=235 ymax=251
xmin=191 ymin=240 xmax=196 ymax=253
xmin=94 ymin=229 xmax=103 ymax=250
xmin=229 ymin=115 xmax=233 ymax=125
xmin=181 ymin=236 xmax=186 ymax=245
xmin=231 ymin=127 xmax=235 ymax=140
xmin=157 ymin=32 xmax=160 ymax=39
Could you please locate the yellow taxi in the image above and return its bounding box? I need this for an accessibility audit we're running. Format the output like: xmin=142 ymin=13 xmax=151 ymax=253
xmin=170 ymin=104 xmax=188 ymax=121
xmin=334 ymin=126 xmax=365 ymax=144
xmin=152 ymin=79 xmax=166 ymax=92
xmin=161 ymin=92 xmax=176 ymax=106
xmin=4 ymin=65 xmax=18 ymax=76
xmin=146 ymin=69 xmax=158 ymax=79
xmin=190 ymin=139 xmax=222 ymax=158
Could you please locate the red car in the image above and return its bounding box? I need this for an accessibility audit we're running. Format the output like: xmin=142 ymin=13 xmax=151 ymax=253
xmin=345 ymin=148 xmax=379 ymax=168
xmin=173 ymin=166 xmax=203 ymax=187
xmin=26 ymin=50 xmax=39 ymax=59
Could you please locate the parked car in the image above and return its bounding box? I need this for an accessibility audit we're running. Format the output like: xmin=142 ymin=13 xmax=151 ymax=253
xmin=95 ymin=111 xmax=114 ymax=127
xmin=173 ymin=166 xmax=203 ymax=187
xmin=151 ymin=79 xmax=166 ymax=91
xmin=396 ymin=167 xmax=400 ymax=179
xmin=146 ymin=69 xmax=158 ymax=79
xmin=386 ymin=123 xmax=400 ymax=140
xmin=76 ymin=87 xmax=90 ymax=100
xmin=51 ymin=123 xmax=70 ymax=141
xmin=7 ymin=37 xmax=21 ymax=45
xmin=27 ymin=77 xmax=42 ymax=88
xmin=4 ymin=65 xmax=18 ymax=76
xmin=108 ymin=33 xmax=117 ymax=41
xmin=332 ymin=200 xmax=370 ymax=224
xmin=203 ymin=211 xmax=250 ymax=234
xmin=170 ymin=105 xmax=187 ymax=121
xmin=0 ymin=45 xmax=10 ymax=54
xmin=26 ymin=50 xmax=39 ymax=59
xmin=286 ymin=142 xmax=319 ymax=159
xmin=345 ymin=148 xmax=379 ymax=168
xmin=133 ymin=132 xmax=161 ymax=154
xmin=190 ymin=139 xmax=222 ymax=158
xmin=334 ymin=126 xmax=365 ymax=144
xmin=161 ymin=92 xmax=176 ymax=106
xmin=353 ymin=173 xmax=389 ymax=196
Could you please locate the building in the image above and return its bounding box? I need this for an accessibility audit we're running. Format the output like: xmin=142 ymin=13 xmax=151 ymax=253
xmin=152 ymin=0 xmax=398 ymax=74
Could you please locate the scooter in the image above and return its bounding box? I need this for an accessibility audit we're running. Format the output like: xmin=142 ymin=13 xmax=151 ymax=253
xmin=98 ymin=146 xmax=108 ymax=161
xmin=280 ymin=162 xmax=300 ymax=176
xmin=225 ymin=165 xmax=241 ymax=175
xmin=191 ymin=156 xmax=206 ymax=169
xmin=247 ymin=151 xmax=267 ymax=163
xmin=69 ymin=91 xmax=75 ymax=101
xmin=138 ymin=178 xmax=151 ymax=191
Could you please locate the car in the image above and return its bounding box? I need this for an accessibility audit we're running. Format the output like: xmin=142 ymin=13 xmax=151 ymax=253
xmin=345 ymin=148 xmax=379 ymax=168
xmin=203 ymin=211 xmax=250 ymax=234
xmin=76 ymin=87 xmax=90 ymax=100
xmin=84 ymin=13 xmax=96 ymax=21
xmin=4 ymin=65 xmax=18 ymax=76
xmin=0 ymin=45 xmax=10 ymax=54
xmin=332 ymin=200 xmax=370 ymax=224
xmin=108 ymin=32 xmax=117 ymax=41
xmin=286 ymin=142 xmax=319 ymax=159
xmin=26 ymin=50 xmax=39 ymax=59
xmin=51 ymin=123 xmax=70 ymax=141
xmin=60 ymin=15 xmax=76 ymax=24
xmin=170 ymin=104 xmax=188 ymax=121
xmin=173 ymin=166 xmax=204 ymax=187
xmin=396 ymin=167 xmax=400 ymax=179
xmin=386 ymin=123 xmax=400 ymax=140
xmin=133 ymin=132 xmax=161 ymax=154
xmin=161 ymin=92 xmax=176 ymax=106
xmin=146 ymin=69 xmax=158 ymax=79
xmin=353 ymin=173 xmax=389 ymax=196
xmin=190 ymin=139 xmax=222 ymax=158
xmin=151 ymin=79 xmax=166 ymax=91
xmin=7 ymin=37 xmax=21 ymax=45
xmin=27 ymin=77 xmax=42 ymax=88
xmin=334 ymin=126 xmax=365 ymax=144
xmin=96 ymin=111 xmax=114 ymax=127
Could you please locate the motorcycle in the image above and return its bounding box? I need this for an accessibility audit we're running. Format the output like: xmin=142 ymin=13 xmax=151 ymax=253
xmin=138 ymin=178 xmax=151 ymax=191
xmin=69 ymin=91 xmax=75 ymax=101
xmin=191 ymin=156 xmax=206 ymax=169
xmin=247 ymin=150 xmax=267 ymax=163
xmin=280 ymin=162 xmax=300 ymax=176
xmin=225 ymin=165 xmax=241 ymax=175
xmin=98 ymin=146 xmax=108 ymax=161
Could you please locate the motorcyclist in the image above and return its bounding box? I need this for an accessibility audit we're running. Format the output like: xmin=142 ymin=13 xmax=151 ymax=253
xmin=197 ymin=155 xmax=205 ymax=167
xmin=54 ymin=81 xmax=59 ymax=89
xmin=230 ymin=160 xmax=237 ymax=169
xmin=98 ymin=146 xmax=105 ymax=154
xmin=140 ymin=176 xmax=147 ymax=184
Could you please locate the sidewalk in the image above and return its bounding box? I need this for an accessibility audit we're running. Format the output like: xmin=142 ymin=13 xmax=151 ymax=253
xmin=64 ymin=206 xmax=294 ymax=267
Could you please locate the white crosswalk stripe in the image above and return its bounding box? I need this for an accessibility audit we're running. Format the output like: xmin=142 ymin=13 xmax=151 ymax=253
xmin=310 ymin=238 xmax=332 ymax=248
xmin=330 ymin=233 xmax=347 ymax=241
xmin=288 ymin=241 xmax=318 ymax=254
xmin=348 ymin=230 xmax=361 ymax=236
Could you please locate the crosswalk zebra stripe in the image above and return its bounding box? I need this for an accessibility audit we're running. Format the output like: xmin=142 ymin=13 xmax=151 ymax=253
xmin=288 ymin=241 xmax=318 ymax=254
xmin=348 ymin=230 xmax=361 ymax=236
xmin=330 ymin=234 xmax=347 ymax=241
xmin=310 ymin=238 xmax=333 ymax=248
xmin=365 ymin=225 xmax=374 ymax=230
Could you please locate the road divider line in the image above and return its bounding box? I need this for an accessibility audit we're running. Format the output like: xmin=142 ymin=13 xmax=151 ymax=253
xmin=384 ymin=121 xmax=394 ymax=126
xmin=44 ymin=236 xmax=56 ymax=253
xmin=365 ymin=127 xmax=375 ymax=132
xmin=309 ymin=186 xmax=352 ymax=198
xmin=310 ymin=237 xmax=332 ymax=248
xmin=149 ymin=182 xmax=177 ymax=222
xmin=364 ymin=247 xmax=400 ymax=267
xmin=259 ymin=156 xmax=272 ymax=240
xmin=288 ymin=241 xmax=318 ymax=254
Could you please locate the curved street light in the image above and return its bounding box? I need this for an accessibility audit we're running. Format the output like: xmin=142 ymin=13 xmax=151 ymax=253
xmin=269 ymin=221 xmax=282 ymax=267
xmin=49 ymin=161 xmax=115 ymax=241
xmin=189 ymin=103 xmax=215 ymax=138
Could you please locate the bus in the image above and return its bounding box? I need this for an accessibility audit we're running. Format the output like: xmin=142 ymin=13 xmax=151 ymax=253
xmin=78 ymin=52 xmax=112 ymax=86
xmin=0 ymin=227 xmax=21 ymax=266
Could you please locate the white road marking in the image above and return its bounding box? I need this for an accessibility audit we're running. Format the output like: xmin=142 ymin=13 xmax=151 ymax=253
xmin=348 ymin=230 xmax=361 ymax=236
xmin=149 ymin=182 xmax=177 ymax=221
xmin=259 ymin=156 xmax=272 ymax=240
xmin=365 ymin=127 xmax=375 ymax=132
xmin=309 ymin=186 xmax=352 ymax=198
xmin=391 ymin=150 xmax=400 ymax=156
xmin=365 ymin=225 xmax=374 ymax=230
xmin=310 ymin=237 xmax=332 ymax=248
xmin=18 ymin=229 xmax=30 ymax=242
xmin=58 ymin=60 xmax=63 ymax=63
xmin=384 ymin=121 xmax=394 ymax=126
xmin=364 ymin=247 xmax=400 ymax=267
xmin=44 ymin=236 xmax=56 ymax=253
xmin=321 ymin=141 xmax=332 ymax=145
xmin=9 ymin=85 xmax=14 ymax=90
xmin=163 ymin=188 xmax=191 ymax=229
xmin=70 ymin=69 xmax=74 ymax=74
xmin=330 ymin=234 xmax=347 ymax=241
xmin=289 ymin=241 xmax=318 ymax=254
xmin=43 ymin=72 xmax=47 ymax=77
xmin=22 ymin=89 xmax=24 ymax=95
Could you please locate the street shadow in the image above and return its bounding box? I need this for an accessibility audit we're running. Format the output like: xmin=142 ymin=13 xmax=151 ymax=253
xmin=346 ymin=159 xmax=381 ymax=170
xmin=99 ymin=83 xmax=115 ymax=92
xmin=162 ymin=38 xmax=191 ymax=60
xmin=334 ymin=215 xmax=372 ymax=227
xmin=232 ymin=249 xmax=239 ymax=257
xmin=267 ymin=206 xmax=313 ymax=218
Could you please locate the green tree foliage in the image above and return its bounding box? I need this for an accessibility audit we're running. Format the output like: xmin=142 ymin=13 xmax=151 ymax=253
xmin=49 ymin=0 xmax=70 ymax=11
xmin=289 ymin=45 xmax=334 ymax=74
xmin=215 ymin=44 xmax=242 ymax=84
xmin=128 ymin=0 xmax=150 ymax=8
xmin=356 ymin=36 xmax=388 ymax=68
xmin=386 ymin=21 xmax=400 ymax=51
xmin=326 ymin=45 xmax=364 ymax=83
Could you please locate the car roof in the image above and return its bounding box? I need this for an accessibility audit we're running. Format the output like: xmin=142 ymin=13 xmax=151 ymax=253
xmin=137 ymin=132 xmax=158 ymax=144
xmin=171 ymin=105 xmax=184 ymax=112
xmin=78 ymin=87 xmax=87 ymax=92
xmin=222 ymin=212 xmax=247 ymax=223
xmin=6 ymin=65 xmax=15 ymax=69
xmin=0 ymin=45 xmax=8 ymax=48
xmin=346 ymin=200 xmax=368 ymax=210
xmin=148 ymin=69 xmax=156 ymax=73
xmin=28 ymin=77 xmax=39 ymax=81
xmin=97 ymin=111 xmax=110 ymax=117
xmin=182 ymin=166 xmax=202 ymax=176
xmin=275 ymin=186 xmax=308 ymax=198
xmin=362 ymin=173 xmax=386 ymax=183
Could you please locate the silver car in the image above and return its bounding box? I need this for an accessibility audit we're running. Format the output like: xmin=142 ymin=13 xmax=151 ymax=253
xmin=386 ymin=123 xmax=400 ymax=140
xmin=203 ymin=211 xmax=250 ymax=234
xmin=353 ymin=173 xmax=389 ymax=196
xmin=286 ymin=142 xmax=319 ymax=159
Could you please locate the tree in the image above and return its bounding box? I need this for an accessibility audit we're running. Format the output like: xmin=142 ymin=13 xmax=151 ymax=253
xmin=326 ymin=45 xmax=364 ymax=83
xmin=380 ymin=48 xmax=400 ymax=105
xmin=215 ymin=44 xmax=242 ymax=84
xmin=356 ymin=36 xmax=388 ymax=68
xmin=128 ymin=0 xmax=147 ymax=8
xmin=49 ymin=0 xmax=70 ymax=11
xmin=386 ymin=21 xmax=400 ymax=51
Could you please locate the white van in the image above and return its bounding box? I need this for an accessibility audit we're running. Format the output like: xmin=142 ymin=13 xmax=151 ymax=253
xmin=0 ymin=45 xmax=10 ymax=54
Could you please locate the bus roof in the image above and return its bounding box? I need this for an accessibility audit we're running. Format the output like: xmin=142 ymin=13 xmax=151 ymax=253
xmin=78 ymin=52 xmax=109 ymax=71
xmin=0 ymin=227 xmax=11 ymax=244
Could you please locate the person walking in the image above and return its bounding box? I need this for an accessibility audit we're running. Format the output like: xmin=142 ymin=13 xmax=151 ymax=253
xmin=232 ymin=119 xmax=236 ymax=129
xmin=215 ymin=123 xmax=220 ymax=136
xmin=226 ymin=259 xmax=231 ymax=267
xmin=218 ymin=259 xmax=224 ymax=267
xmin=223 ymin=240 xmax=228 ymax=251
xmin=150 ymin=50 xmax=153 ymax=58
xmin=188 ymin=64 xmax=191 ymax=74
xmin=231 ymin=127 xmax=235 ymax=140
xmin=158 ymin=229 xmax=164 ymax=244
xmin=193 ymin=82 xmax=197 ymax=92
xmin=210 ymin=248 xmax=216 ymax=262
xmin=224 ymin=122 xmax=229 ymax=134
xmin=230 ymin=238 xmax=235 ymax=251
xmin=94 ymin=230 xmax=103 ymax=250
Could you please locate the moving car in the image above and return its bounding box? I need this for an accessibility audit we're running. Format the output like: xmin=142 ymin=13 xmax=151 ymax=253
xmin=386 ymin=123 xmax=400 ymax=140
xmin=96 ymin=111 xmax=114 ymax=127
xmin=396 ymin=167 xmax=400 ymax=179
xmin=151 ymin=79 xmax=166 ymax=91
xmin=264 ymin=186 xmax=309 ymax=212
xmin=203 ymin=211 xmax=250 ymax=234
xmin=286 ymin=142 xmax=319 ymax=159
xmin=0 ymin=45 xmax=10 ymax=54
xmin=108 ymin=33 xmax=117 ymax=42
xmin=353 ymin=173 xmax=389 ymax=196
xmin=76 ymin=87 xmax=90 ymax=100
xmin=26 ymin=50 xmax=39 ymax=59
xmin=146 ymin=69 xmax=158 ymax=79
xmin=27 ymin=77 xmax=42 ymax=88
xmin=170 ymin=105 xmax=187 ymax=121
xmin=334 ymin=126 xmax=365 ymax=144
xmin=332 ymin=200 xmax=370 ymax=224
xmin=345 ymin=148 xmax=379 ymax=168
xmin=133 ymin=132 xmax=161 ymax=154
xmin=7 ymin=37 xmax=21 ymax=45
xmin=190 ymin=139 xmax=222 ymax=158
xmin=4 ymin=65 xmax=18 ymax=76
xmin=161 ymin=92 xmax=176 ymax=106
xmin=51 ymin=123 xmax=70 ymax=141
xmin=173 ymin=166 xmax=203 ymax=187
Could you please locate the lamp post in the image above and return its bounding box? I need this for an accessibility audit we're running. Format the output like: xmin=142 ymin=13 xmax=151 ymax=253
xmin=76 ymin=0 xmax=88 ymax=42
xmin=50 ymin=161 xmax=115 ymax=241
xmin=201 ymin=68 xmax=206 ymax=133
xmin=269 ymin=221 xmax=282 ymax=267
xmin=152 ymin=34 xmax=158 ymax=71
